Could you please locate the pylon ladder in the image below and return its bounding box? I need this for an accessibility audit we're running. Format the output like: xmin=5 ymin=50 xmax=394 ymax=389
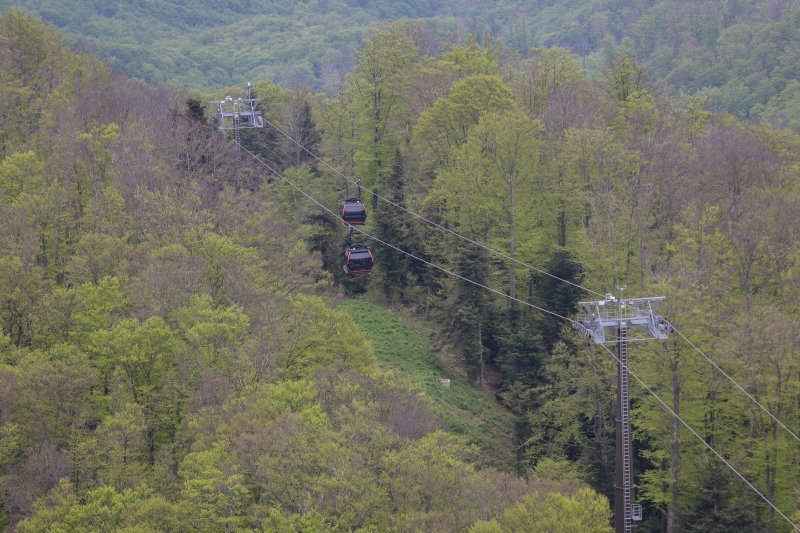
xmin=234 ymin=113 xmax=242 ymax=163
xmin=619 ymin=321 xmax=633 ymax=533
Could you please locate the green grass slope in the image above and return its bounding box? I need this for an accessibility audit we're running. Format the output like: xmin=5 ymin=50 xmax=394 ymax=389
xmin=339 ymin=299 xmax=517 ymax=471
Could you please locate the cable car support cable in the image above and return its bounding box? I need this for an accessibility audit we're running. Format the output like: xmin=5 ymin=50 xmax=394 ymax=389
xmin=596 ymin=342 xmax=800 ymax=532
xmin=258 ymin=116 xmax=800 ymax=447
xmin=665 ymin=320 xmax=800 ymax=443
xmin=259 ymin=116 xmax=605 ymax=298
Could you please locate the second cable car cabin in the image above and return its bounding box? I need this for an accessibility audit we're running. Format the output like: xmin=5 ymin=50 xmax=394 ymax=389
xmin=344 ymin=244 xmax=374 ymax=275
xmin=341 ymin=198 xmax=367 ymax=225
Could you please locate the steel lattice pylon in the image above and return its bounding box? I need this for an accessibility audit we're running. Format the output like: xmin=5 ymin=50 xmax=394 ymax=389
xmin=576 ymin=295 xmax=669 ymax=533
xmin=208 ymin=83 xmax=264 ymax=132
xmin=209 ymin=84 xmax=264 ymax=165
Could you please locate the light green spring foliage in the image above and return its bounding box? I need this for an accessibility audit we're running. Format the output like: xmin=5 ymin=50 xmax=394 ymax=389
xmin=17 ymin=480 xmax=182 ymax=533
xmin=171 ymin=294 xmax=249 ymax=369
xmin=1 ymin=15 xmax=613 ymax=528
xmin=280 ymin=294 xmax=375 ymax=379
xmin=0 ymin=151 xmax=43 ymax=203
xmin=68 ymin=277 xmax=131 ymax=349
xmin=178 ymin=442 xmax=250 ymax=531
xmin=263 ymin=507 xmax=329 ymax=533
xmin=413 ymin=75 xmax=513 ymax=171
xmin=469 ymin=488 xmax=613 ymax=533
xmin=350 ymin=22 xmax=418 ymax=189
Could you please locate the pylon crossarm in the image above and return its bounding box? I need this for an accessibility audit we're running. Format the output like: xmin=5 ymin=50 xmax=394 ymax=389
xmin=208 ymin=94 xmax=264 ymax=130
xmin=576 ymin=296 xmax=669 ymax=343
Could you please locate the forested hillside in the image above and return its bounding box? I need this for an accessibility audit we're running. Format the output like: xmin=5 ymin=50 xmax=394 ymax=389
xmin=0 ymin=11 xmax=614 ymax=531
xmin=2 ymin=6 xmax=800 ymax=532
xmin=240 ymin=21 xmax=800 ymax=531
xmin=3 ymin=0 xmax=799 ymax=129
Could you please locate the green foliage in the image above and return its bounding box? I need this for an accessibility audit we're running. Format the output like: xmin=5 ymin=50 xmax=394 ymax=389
xmin=0 ymin=9 xmax=64 ymax=153
xmin=523 ymin=336 xmax=616 ymax=498
xmin=178 ymin=441 xmax=250 ymax=530
xmin=5 ymin=1 xmax=800 ymax=128
xmin=4 ymin=9 xmax=800 ymax=531
xmin=17 ymin=480 xmax=181 ymax=532
xmin=0 ymin=256 xmax=52 ymax=345
xmin=469 ymin=487 xmax=613 ymax=533
xmin=281 ymin=294 xmax=375 ymax=379
xmin=16 ymin=345 xmax=96 ymax=448
xmin=0 ymin=14 xmax=570 ymax=530
xmin=680 ymin=457 xmax=760 ymax=531
xmin=66 ymin=233 xmax=130 ymax=286
xmin=0 ymin=422 xmax=24 ymax=470
xmin=70 ymin=277 xmax=131 ymax=348
xmin=0 ymin=151 xmax=42 ymax=202
xmin=171 ymin=294 xmax=249 ymax=372
xmin=350 ymin=22 xmax=418 ymax=188
xmin=263 ymin=507 xmax=329 ymax=532
xmin=381 ymin=431 xmax=477 ymax=521
xmin=198 ymin=232 xmax=261 ymax=306
xmin=603 ymin=51 xmax=648 ymax=104
xmin=413 ymin=75 xmax=513 ymax=171
xmin=441 ymin=41 xmax=499 ymax=77
xmin=253 ymin=380 xmax=327 ymax=426
xmin=94 ymin=403 xmax=148 ymax=490
xmin=445 ymin=245 xmax=493 ymax=383
xmin=372 ymin=150 xmax=413 ymax=302
xmin=86 ymin=316 xmax=176 ymax=402
xmin=532 ymin=251 xmax=584 ymax=349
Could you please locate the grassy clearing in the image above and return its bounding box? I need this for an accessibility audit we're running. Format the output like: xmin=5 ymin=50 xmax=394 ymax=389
xmin=339 ymin=298 xmax=517 ymax=471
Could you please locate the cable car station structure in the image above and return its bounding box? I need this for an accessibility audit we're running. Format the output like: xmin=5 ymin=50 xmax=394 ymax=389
xmin=208 ymin=84 xmax=264 ymax=161
xmin=577 ymin=295 xmax=670 ymax=533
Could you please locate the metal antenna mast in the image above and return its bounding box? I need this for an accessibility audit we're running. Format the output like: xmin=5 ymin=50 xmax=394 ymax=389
xmin=577 ymin=294 xmax=670 ymax=533
xmin=208 ymin=83 xmax=265 ymax=163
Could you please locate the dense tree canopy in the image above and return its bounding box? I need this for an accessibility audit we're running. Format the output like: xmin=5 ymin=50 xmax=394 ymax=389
xmin=2 ymin=0 xmax=799 ymax=130
xmin=297 ymin=21 xmax=800 ymax=532
xmin=2 ymin=8 xmax=800 ymax=531
xmin=0 ymin=11 xmax=617 ymax=531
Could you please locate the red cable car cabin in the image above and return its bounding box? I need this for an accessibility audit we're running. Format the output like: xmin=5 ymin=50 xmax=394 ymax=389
xmin=341 ymin=198 xmax=367 ymax=225
xmin=344 ymin=244 xmax=374 ymax=275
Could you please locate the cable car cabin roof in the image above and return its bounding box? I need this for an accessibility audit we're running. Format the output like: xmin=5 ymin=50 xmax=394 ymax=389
xmin=344 ymin=244 xmax=374 ymax=275
xmin=341 ymin=199 xmax=367 ymax=225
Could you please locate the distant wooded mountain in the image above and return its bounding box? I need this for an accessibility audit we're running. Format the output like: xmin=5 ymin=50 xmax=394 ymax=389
xmin=1 ymin=0 xmax=798 ymax=128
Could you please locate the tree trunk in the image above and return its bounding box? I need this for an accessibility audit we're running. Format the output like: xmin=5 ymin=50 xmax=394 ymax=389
xmin=509 ymin=178 xmax=517 ymax=300
xmin=424 ymin=286 xmax=431 ymax=320
xmin=668 ymin=353 xmax=680 ymax=533
xmin=478 ymin=318 xmax=485 ymax=388
xmin=147 ymin=427 xmax=155 ymax=466
xmin=0 ymin=91 xmax=8 ymax=155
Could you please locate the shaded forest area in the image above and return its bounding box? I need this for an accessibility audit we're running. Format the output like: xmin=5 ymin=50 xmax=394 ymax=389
xmin=1 ymin=7 xmax=800 ymax=532
xmin=1 ymin=0 xmax=798 ymax=130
